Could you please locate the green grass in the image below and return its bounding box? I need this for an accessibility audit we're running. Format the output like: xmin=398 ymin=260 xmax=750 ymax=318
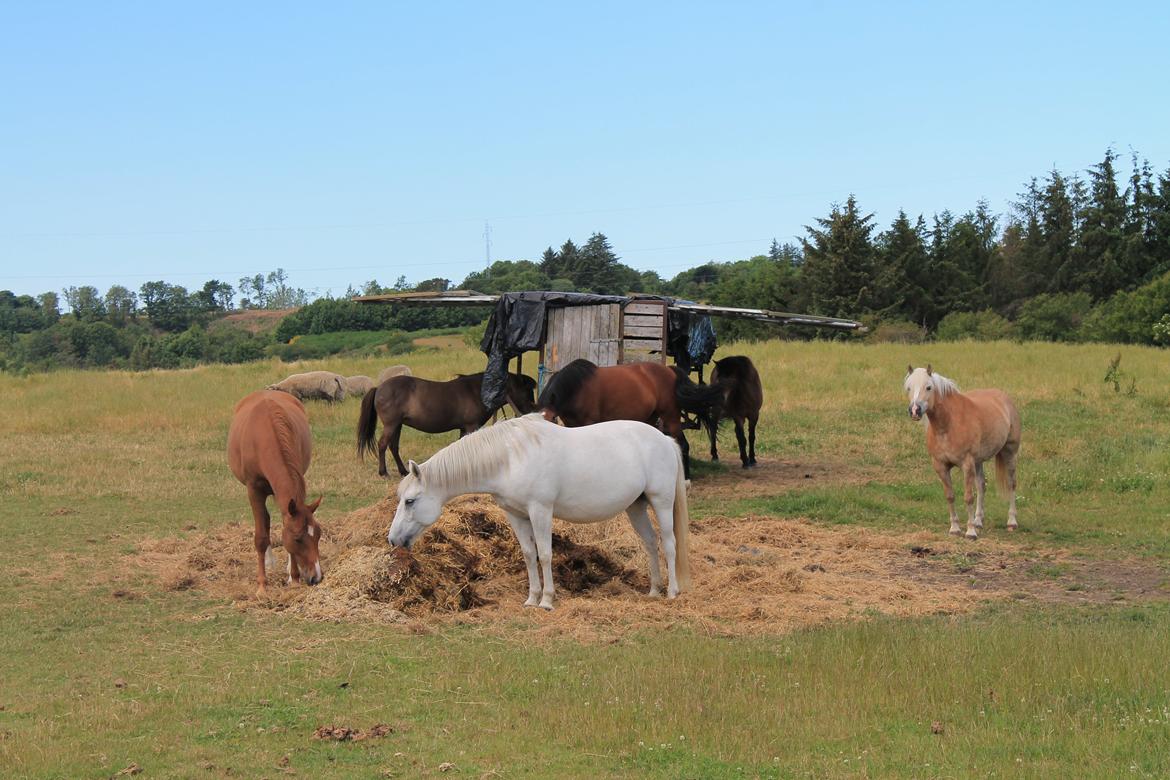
xmin=2 ymin=339 xmax=1170 ymax=777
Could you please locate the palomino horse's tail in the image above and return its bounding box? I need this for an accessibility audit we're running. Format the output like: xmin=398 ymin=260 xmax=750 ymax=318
xmin=995 ymin=450 xmax=1011 ymax=495
xmin=672 ymin=443 xmax=692 ymax=591
xmin=356 ymin=388 xmax=379 ymax=460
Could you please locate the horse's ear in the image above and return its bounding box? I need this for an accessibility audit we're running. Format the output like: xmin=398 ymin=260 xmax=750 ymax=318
xmin=408 ymin=460 xmax=422 ymax=480
xmin=926 ymin=364 xmax=933 ymax=376
xmin=906 ymin=364 xmax=913 ymax=376
xmin=307 ymin=496 xmax=322 ymax=513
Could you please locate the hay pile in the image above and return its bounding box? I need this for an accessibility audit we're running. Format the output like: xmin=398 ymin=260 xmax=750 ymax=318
xmin=135 ymin=493 xmax=1025 ymax=639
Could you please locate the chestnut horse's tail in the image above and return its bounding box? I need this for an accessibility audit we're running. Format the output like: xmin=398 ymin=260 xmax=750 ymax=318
xmin=995 ymin=449 xmax=1011 ymax=494
xmin=356 ymin=387 xmax=379 ymax=460
xmin=672 ymin=443 xmax=692 ymax=591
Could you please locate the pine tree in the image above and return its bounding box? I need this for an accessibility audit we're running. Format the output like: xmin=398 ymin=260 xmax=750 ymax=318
xmin=800 ymin=196 xmax=879 ymax=318
xmin=1075 ymin=149 xmax=1126 ymax=298
xmin=877 ymin=211 xmax=930 ymax=325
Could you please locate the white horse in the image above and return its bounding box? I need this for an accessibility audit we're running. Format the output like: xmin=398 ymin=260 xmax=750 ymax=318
xmin=387 ymin=413 xmax=691 ymax=609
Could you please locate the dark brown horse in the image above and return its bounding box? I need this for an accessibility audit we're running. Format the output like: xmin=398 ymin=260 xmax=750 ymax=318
xmin=538 ymin=359 xmax=723 ymax=480
xmin=707 ymin=355 xmax=764 ymax=468
xmin=227 ymin=390 xmax=324 ymax=597
xmin=357 ymin=371 xmax=537 ymax=477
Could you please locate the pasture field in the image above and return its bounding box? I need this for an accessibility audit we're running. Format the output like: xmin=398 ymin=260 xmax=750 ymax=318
xmin=2 ymin=338 xmax=1170 ymax=778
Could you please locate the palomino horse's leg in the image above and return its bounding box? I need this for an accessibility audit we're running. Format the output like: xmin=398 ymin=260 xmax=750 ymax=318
xmin=528 ymin=504 xmax=557 ymax=610
xmin=961 ymin=458 xmax=979 ymax=539
xmin=625 ymin=499 xmax=664 ymax=597
xmin=932 ymin=459 xmax=961 ymax=536
xmin=387 ymin=421 xmax=408 ymax=477
xmin=974 ymin=462 xmax=986 ymax=530
xmin=647 ymin=494 xmax=680 ymax=598
xmin=1002 ymin=447 xmax=1020 ymax=530
xmin=247 ymin=487 xmax=272 ymax=597
xmin=733 ymin=416 xmax=749 ymax=468
xmin=503 ymin=509 xmax=542 ymax=608
xmin=747 ymin=414 xmax=758 ymax=466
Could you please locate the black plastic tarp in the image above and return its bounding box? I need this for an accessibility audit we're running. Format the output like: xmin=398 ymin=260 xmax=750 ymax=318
xmin=478 ymin=291 xmax=716 ymax=409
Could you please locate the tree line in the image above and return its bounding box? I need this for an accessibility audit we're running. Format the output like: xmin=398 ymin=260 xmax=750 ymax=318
xmin=3 ymin=148 xmax=1169 ymax=373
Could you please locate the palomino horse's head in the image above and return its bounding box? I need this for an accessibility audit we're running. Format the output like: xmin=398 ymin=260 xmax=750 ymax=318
xmin=505 ymin=373 xmax=538 ymax=415
xmin=904 ymin=364 xmax=938 ymax=421
xmin=387 ymin=461 xmax=443 ymax=549
xmin=282 ymin=497 xmax=324 ymax=585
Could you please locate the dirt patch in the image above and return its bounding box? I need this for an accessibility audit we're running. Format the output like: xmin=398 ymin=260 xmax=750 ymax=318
xmin=214 ymin=308 xmax=298 ymax=336
xmin=413 ymin=335 xmax=466 ymax=351
xmin=689 ymin=458 xmax=864 ymax=501
xmin=131 ymin=494 xmax=1170 ymax=640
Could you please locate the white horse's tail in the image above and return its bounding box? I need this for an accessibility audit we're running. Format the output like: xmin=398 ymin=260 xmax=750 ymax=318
xmin=672 ymin=445 xmax=692 ymax=591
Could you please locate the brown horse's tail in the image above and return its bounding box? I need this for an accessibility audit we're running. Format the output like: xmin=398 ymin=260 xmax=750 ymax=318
xmin=356 ymin=387 xmax=379 ymax=460
xmin=672 ymin=443 xmax=692 ymax=591
xmin=673 ymin=368 xmax=724 ymax=439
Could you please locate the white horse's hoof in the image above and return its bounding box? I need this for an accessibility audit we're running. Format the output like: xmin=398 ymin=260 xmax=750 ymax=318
xmin=538 ymin=602 xmax=554 ymax=611
xmin=1007 ymin=524 xmax=1018 ymax=532
xmin=965 ymin=531 xmax=979 ymax=540
xmin=667 ymin=590 xmax=679 ymax=599
xmin=647 ymin=589 xmax=661 ymax=598
xmin=949 ymin=527 xmax=963 ymax=536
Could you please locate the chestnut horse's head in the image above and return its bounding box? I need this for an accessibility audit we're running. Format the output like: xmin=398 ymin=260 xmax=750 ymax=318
xmin=282 ymin=496 xmax=324 ymax=585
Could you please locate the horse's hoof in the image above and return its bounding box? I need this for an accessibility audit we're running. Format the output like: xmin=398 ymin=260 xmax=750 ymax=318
xmin=1007 ymin=524 xmax=1018 ymax=532
xmin=538 ymin=602 xmax=554 ymax=611
xmin=965 ymin=531 xmax=979 ymax=540
xmin=949 ymin=528 xmax=963 ymax=536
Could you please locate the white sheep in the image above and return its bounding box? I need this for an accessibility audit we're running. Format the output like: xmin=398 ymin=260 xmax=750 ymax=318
xmin=376 ymin=364 xmax=413 ymax=386
xmin=344 ymin=375 xmax=376 ymax=397
xmin=266 ymin=371 xmax=347 ymax=403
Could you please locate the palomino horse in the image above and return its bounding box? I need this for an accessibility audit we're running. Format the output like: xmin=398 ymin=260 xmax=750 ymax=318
xmin=356 ymin=371 xmax=537 ymax=477
xmin=388 ymin=414 xmax=691 ymax=609
xmin=537 ymin=359 xmax=724 ymax=480
xmin=226 ymin=390 xmax=324 ymax=596
xmin=707 ymin=355 xmax=764 ymax=468
xmin=904 ymin=365 xmax=1021 ymax=539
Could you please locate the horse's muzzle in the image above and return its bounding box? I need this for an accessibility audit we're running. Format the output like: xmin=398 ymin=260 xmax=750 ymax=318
xmin=909 ymin=404 xmax=923 ymax=420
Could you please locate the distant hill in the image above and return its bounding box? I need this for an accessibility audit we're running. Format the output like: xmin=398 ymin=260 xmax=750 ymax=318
xmin=212 ymin=308 xmax=300 ymax=336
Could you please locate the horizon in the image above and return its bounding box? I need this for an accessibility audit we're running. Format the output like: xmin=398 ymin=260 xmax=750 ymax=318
xmin=2 ymin=2 xmax=1168 ymax=302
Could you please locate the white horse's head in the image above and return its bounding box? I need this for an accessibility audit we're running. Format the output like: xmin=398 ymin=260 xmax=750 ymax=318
xmin=387 ymin=460 xmax=444 ymax=549
xmin=904 ymin=364 xmax=957 ymax=420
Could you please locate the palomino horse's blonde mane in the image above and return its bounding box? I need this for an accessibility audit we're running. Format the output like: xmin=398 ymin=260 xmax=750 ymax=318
xmin=413 ymin=413 xmax=547 ymax=490
xmin=905 ymin=368 xmax=960 ymax=398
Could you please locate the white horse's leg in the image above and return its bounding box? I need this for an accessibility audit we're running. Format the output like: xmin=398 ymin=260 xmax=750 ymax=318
xmin=625 ymin=500 xmax=663 ymax=597
xmin=974 ymin=462 xmax=986 ymax=529
xmin=648 ymin=495 xmax=679 ymax=598
xmin=932 ymin=460 xmax=961 ymax=536
xmin=961 ymin=459 xmax=979 ymax=539
xmin=528 ymin=505 xmax=556 ymax=610
xmin=504 ymin=510 xmax=542 ymax=608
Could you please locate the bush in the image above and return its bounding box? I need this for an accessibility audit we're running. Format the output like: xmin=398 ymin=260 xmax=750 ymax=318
xmin=866 ymin=319 xmax=928 ymax=344
xmin=1078 ymin=271 xmax=1170 ymax=345
xmin=1015 ymin=292 xmax=1091 ymax=341
xmin=935 ymin=310 xmax=1016 ymax=341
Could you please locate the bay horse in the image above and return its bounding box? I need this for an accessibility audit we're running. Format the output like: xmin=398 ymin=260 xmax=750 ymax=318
xmin=226 ymin=390 xmax=324 ymax=597
xmin=356 ymin=371 xmax=537 ymax=477
xmin=904 ymin=365 xmax=1021 ymax=539
xmin=538 ymin=359 xmax=724 ymax=481
xmin=707 ymin=355 xmax=763 ymax=468
xmin=388 ymin=414 xmax=690 ymax=609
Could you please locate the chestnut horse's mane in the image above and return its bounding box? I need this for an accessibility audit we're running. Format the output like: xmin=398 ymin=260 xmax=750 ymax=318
xmin=263 ymin=397 xmax=306 ymax=498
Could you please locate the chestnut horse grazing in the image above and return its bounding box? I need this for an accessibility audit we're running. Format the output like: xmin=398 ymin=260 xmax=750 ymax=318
xmin=388 ymin=414 xmax=690 ymax=609
xmin=707 ymin=355 xmax=764 ymax=468
xmin=904 ymin=366 xmax=1021 ymax=540
xmin=538 ymin=359 xmax=724 ymax=480
xmin=356 ymin=372 xmax=537 ymax=477
xmin=227 ymin=390 xmax=324 ymax=596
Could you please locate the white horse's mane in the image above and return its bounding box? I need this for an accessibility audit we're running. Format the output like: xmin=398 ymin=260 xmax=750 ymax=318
xmin=904 ymin=368 xmax=960 ymax=397
xmin=415 ymin=413 xmax=547 ymax=490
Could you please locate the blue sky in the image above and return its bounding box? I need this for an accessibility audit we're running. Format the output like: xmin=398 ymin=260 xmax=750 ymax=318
xmin=2 ymin=1 xmax=1168 ymax=301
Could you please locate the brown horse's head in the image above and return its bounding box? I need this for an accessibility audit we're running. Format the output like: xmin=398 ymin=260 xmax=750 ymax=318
xmin=505 ymin=372 xmax=538 ymax=415
xmin=282 ymin=496 xmax=324 ymax=585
